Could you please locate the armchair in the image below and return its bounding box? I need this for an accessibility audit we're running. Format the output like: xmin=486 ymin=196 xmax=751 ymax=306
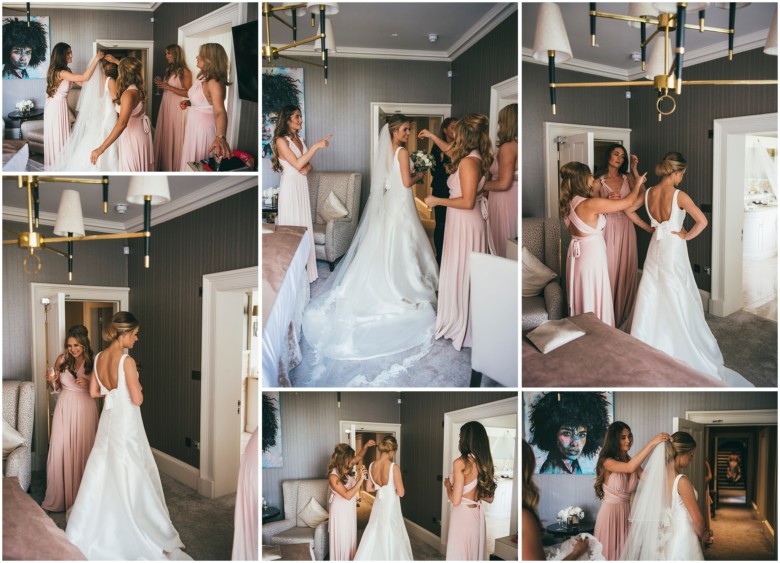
xmin=3 ymin=381 xmax=34 ymax=491
xmin=522 ymin=217 xmax=564 ymax=330
xmin=21 ymin=86 xmax=80 ymax=156
xmin=262 ymin=479 xmax=329 ymax=560
xmin=307 ymin=172 xmax=362 ymax=271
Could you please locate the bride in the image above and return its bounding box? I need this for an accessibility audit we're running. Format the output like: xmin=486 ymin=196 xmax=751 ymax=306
xmin=354 ymin=436 xmax=413 ymax=560
xmin=302 ymin=115 xmax=438 ymax=375
xmin=621 ymin=431 xmax=708 ymax=561
xmin=630 ymin=152 xmax=752 ymax=387
xmin=50 ymin=54 xmax=121 ymax=171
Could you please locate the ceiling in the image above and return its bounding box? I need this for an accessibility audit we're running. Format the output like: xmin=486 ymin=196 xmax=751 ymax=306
xmin=262 ymin=2 xmax=517 ymax=61
xmin=2 ymin=176 xmax=256 ymax=233
xmin=522 ymin=2 xmax=777 ymax=80
xmin=3 ymin=2 xmax=160 ymax=11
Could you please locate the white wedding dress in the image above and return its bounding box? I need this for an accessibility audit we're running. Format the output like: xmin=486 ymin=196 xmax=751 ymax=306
xmin=65 ymin=353 xmax=191 ymax=560
xmin=50 ymin=64 xmax=120 ymax=171
xmin=630 ymin=188 xmax=752 ymax=387
xmin=354 ymin=462 xmax=413 ymax=561
xmin=302 ymin=125 xmax=438 ymax=379
xmin=666 ymin=474 xmax=705 ymax=560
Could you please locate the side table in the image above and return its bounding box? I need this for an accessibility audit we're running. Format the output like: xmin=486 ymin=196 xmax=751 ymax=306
xmin=7 ymin=109 xmax=44 ymax=139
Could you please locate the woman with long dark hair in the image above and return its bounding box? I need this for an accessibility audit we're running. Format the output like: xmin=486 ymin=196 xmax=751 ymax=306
xmin=483 ymin=103 xmax=519 ymax=258
xmin=426 ymin=116 xmax=458 ymax=265
xmin=153 ymin=44 xmax=192 ymax=170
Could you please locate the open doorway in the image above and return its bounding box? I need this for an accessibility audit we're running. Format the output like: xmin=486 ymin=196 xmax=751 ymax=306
xmin=95 ymin=40 xmax=155 ymax=106
xmin=240 ymin=290 xmax=259 ymax=456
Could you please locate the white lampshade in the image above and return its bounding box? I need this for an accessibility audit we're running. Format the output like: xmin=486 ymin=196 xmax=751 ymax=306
xmin=628 ymin=3 xmax=659 ymax=28
xmin=53 ymin=190 xmax=85 ymax=237
xmin=313 ymin=17 xmax=336 ymax=52
xmin=282 ymin=2 xmax=307 ymax=17
xmin=533 ymin=3 xmax=573 ymax=63
xmin=653 ymin=2 xmax=709 ymax=13
xmin=126 ymin=177 xmax=171 ymax=205
xmin=714 ymin=3 xmax=751 ymax=8
xmin=307 ymin=2 xmax=339 ymax=16
xmin=765 ymin=6 xmax=778 ymax=55
xmin=646 ymin=37 xmax=675 ymax=83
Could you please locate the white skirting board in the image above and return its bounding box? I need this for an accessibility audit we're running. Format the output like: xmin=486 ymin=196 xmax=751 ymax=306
xmin=404 ymin=517 xmax=444 ymax=554
xmin=151 ymin=447 xmax=199 ymax=491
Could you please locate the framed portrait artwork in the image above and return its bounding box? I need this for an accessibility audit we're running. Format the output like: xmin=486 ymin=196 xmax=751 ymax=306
xmin=3 ymin=16 xmax=50 ymax=79
xmin=262 ymin=392 xmax=283 ymax=468
xmin=261 ymin=66 xmax=304 ymax=159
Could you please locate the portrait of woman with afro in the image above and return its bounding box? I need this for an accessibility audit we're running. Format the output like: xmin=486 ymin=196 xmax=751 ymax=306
xmin=3 ymin=17 xmax=49 ymax=79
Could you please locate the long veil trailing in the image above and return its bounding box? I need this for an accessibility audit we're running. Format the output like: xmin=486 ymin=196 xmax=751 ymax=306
xmin=49 ymin=63 xmax=119 ymax=171
xmin=621 ymin=442 xmax=673 ymax=560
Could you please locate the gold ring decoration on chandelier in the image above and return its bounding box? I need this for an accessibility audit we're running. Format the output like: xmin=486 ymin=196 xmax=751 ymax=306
xmin=656 ymin=94 xmax=677 ymax=117
xmin=23 ymin=253 xmax=41 ymax=275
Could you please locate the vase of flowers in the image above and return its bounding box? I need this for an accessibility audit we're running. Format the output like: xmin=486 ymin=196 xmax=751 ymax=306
xmin=15 ymin=99 xmax=34 ymax=115
xmin=410 ymin=150 xmax=436 ymax=173
xmin=263 ymin=187 xmax=280 ymax=208
xmin=558 ymin=506 xmax=585 ymax=531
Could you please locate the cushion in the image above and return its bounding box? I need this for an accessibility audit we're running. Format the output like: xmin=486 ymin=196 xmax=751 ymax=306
xmin=526 ymin=318 xmax=586 ymax=354
xmin=3 ymin=419 xmax=25 ymax=461
xmin=317 ymin=191 xmax=348 ymax=223
xmin=297 ymin=497 xmax=329 ymax=528
xmin=522 ymin=246 xmax=557 ymax=297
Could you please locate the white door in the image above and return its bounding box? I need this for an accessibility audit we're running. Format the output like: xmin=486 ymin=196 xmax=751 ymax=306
xmin=559 ymin=132 xmax=594 ymax=172
xmin=674 ymin=417 xmax=707 ymax=519
xmin=45 ymin=293 xmax=66 ymax=443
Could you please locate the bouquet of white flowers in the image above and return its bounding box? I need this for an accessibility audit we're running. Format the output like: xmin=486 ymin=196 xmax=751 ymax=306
xmin=15 ymin=99 xmax=34 ymax=113
xmin=262 ymin=187 xmax=280 ymax=207
xmin=557 ymin=506 xmax=585 ymax=523
xmin=411 ymin=150 xmax=436 ymax=172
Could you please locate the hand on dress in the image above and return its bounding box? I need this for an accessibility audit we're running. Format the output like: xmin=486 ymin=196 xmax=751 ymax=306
xmin=443 ymin=476 xmax=452 ymax=492
xmin=313 ymin=134 xmax=333 ymax=150
xmin=300 ymin=163 xmax=313 ymax=176
xmin=569 ymin=538 xmax=589 ymax=559
xmin=424 ymin=195 xmax=437 ymax=208
xmin=179 ymin=99 xmax=192 ymax=110
xmin=75 ymin=375 xmax=89 ymax=388
xmin=90 ymin=147 xmax=104 ymax=165
xmin=671 ymin=226 xmax=688 ymax=240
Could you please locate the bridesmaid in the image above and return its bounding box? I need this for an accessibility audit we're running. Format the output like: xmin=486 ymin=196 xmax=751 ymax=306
xmin=596 ymin=145 xmax=653 ymax=331
xmin=559 ymin=162 xmax=645 ymax=326
xmin=483 ymin=103 xmax=518 ymax=258
xmin=424 ymin=114 xmax=492 ymax=350
xmin=42 ymin=325 xmax=98 ymax=512
xmin=179 ymin=43 xmax=232 ymax=170
xmin=421 ymin=117 xmax=458 ymax=266
xmin=327 ymin=439 xmax=376 ymax=560
xmin=444 ymin=421 xmax=496 ymax=560
xmin=593 ymin=423 xmax=669 ymax=560
xmin=272 ymin=105 xmax=332 ymax=283
xmin=89 ymin=57 xmax=153 ymax=171
xmin=44 ymin=43 xmax=104 ymax=168
xmin=153 ymin=45 xmax=191 ymax=171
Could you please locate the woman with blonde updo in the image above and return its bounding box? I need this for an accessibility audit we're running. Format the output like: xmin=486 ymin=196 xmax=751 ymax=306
xmin=354 ymin=435 xmax=413 ymax=560
xmin=153 ymin=44 xmax=192 ymax=170
xmin=483 ymin=103 xmax=519 ymax=258
xmin=630 ymin=152 xmax=750 ymax=385
xmin=90 ymin=57 xmax=153 ymax=171
xmin=66 ymin=312 xmax=191 ymax=560
xmin=327 ymin=440 xmax=376 ymax=560
xmin=559 ymin=161 xmax=646 ymax=326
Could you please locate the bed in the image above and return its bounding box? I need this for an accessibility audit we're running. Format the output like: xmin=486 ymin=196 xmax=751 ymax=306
xmin=2 ymin=476 xmax=86 ymax=560
xmin=522 ymin=313 xmax=729 ymax=387
xmin=262 ymin=225 xmax=311 ymax=387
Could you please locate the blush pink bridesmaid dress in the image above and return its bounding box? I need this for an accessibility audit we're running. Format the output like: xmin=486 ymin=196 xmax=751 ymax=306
xmin=231 ymin=430 xmax=258 ymax=560
xmin=44 ymin=78 xmax=72 ymax=168
xmin=487 ymin=155 xmax=518 ymax=258
xmin=116 ymin=85 xmax=153 ymax=171
xmin=179 ymin=79 xmax=216 ymax=170
xmin=436 ymin=151 xmax=488 ymax=350
xmin=599 ymin=175 xmax=639 ymax=332
xmin=41 ymin=363 xmax=98 ymax=512
xmin=594 ymin=471 xmax=638 ymax=560
xmin=153 ymin=74 xmax=186 ymax=171
xmin=445 ymin=476 xmax=486 ymax=560
xmin=328 ymin=469 xmax=358 ymax=560
xmin=565 ymin=195 xmax=615 ymax=326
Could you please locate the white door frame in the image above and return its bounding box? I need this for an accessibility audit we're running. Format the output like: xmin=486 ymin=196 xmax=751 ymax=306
xmin=543 ymin=122 xmax=632 ymax=218
xmin=441 ymin=397 xmax=518 ymax=554
xmin=684 ymin=409 xmax=777 ymax=426
xmin=94 ymin=39 xmax=156 ymax=107
xmin=369 ymin=102 xmax=452 ymax=167
xmin=178 ymin=2 xmax=247 ymax=153
xmin=711 ymin=113 xmax=778 ymax=317
xmin=338 ymin=420 xmax=403 ymax=466
xmin=489 ymin=76 xmax=518 ymax=143
xmin=29 ymin=283 xmax=130 ymax=470
xmin=199 ymin=266 xmax=258 ymax=498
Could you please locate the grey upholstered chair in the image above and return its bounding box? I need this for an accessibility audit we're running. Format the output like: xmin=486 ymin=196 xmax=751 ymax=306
xmin=522 ymin=217 xmax=565 ymax=330
xmin=3 ymin=380 xmax=34 ymax=491
xmin=262 ymin=479 xmax=329 ymax=560
xmin=307 ymin=172 xmax=362 ymax=271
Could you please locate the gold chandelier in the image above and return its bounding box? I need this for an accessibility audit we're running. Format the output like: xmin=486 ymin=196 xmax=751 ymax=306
xmin=3 ymin=176 xmax=170 ymax=279
xmin=262 ymin=2 xmax=338 ymax=83
xmin=533 ymin=2 xmax=779 ymax=121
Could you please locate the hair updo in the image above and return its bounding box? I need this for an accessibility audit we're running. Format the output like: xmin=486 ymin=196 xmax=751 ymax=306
xmin=655 ymin=151 xmax=687 ymax=177
xmin=102 ymin=311 xmax=139 ymax=342
xmin=386 ymin=114 xmax=410 ymax=138
xmin=665 ymin=431 xmax=696 ymax=462
xmin=377 ymin=435 xmax=398 ymax=453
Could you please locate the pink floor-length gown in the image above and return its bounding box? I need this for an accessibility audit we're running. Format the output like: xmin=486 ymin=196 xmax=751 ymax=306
xmin=446 ymin=476 xmax=486 ymax=560
xmin=599 ymin=175 xmax=639 ymax=332
xmin=41 ymin=364 xmax=98 ymax=512
xmin=44 ymin=78 xmax=71 ymax=168
xmin=593 ymin=470 xmax=638 ymax=560
xmin=436 ymin=151 xmax=488 ymax=350
xmin=328 ymin=469 xmax=358 ymax=560
xmin=116 ymin=85 xmax=153 ymax=171
xmin=565 ymin=196 xmax=615 ymax=326
xmin=179 ymin=79 xmax=216 ymax=170
xmin=231 ymin=430 xmax=258 ymax=560
xmin=277 ymin=135 xmax=318 ymax=283
xmin=487 ymin=152 xmax=518 ymax=258
xmin=154 ymin=74 xmax=187 ymax=171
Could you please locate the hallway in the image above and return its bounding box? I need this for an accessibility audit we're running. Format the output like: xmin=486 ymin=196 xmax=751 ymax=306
xmin=706 ymin=505 xmax=776 ymax=560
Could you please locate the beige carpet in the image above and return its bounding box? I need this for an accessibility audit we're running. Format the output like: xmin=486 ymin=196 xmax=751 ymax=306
xmin=705 ymin=505 xmax=776 ymax=560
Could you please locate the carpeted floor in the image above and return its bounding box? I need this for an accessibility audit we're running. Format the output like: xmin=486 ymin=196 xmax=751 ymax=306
xmin=29 ymin=470 xmax=236 ymax=560
xmin=705 ymin=505 xmax=776 ymax=560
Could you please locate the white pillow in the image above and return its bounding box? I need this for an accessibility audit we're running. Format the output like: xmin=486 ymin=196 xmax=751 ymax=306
xmin=526 ymin=319 xmax=586 ymax=354
xmin=317 ymin=191 xmax=349 ymax=223
xmin=298 ymin=497 xmax=329 ymax=528
xmin=522 ymin=246 xmax=557 ymax=297
xmin=3 ymin=419 xmax=25 ymax=461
